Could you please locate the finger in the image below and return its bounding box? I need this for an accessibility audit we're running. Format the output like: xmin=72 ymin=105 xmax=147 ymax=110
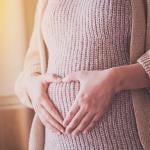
xmin=63 ymin=87 xmax=89 ymax=127
xmin=83 ymin=115 xmax=100 ymax=134
xmin=65 ymin=108 xmax=87 ymax=134
xmin=41 ymin=95 xmax=64 ymax=125
xmin=62 ymin=71 xmax=82 ymax=82
xmin=38 ymin=113 xmax=62 ymax=135
xmin=39 ymin=104 xmax=65 ymax=133
xmin=41 ymin=73 xmax=62 ymax=83
xmin=71 ymin=112 xmax=94 ymax=136
xmin=63 ymin=100 xmax=80 ymax=127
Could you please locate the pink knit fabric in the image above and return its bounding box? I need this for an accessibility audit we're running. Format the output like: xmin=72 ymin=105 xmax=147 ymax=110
xmin=41 ymin=0 xmax=143 ymax=149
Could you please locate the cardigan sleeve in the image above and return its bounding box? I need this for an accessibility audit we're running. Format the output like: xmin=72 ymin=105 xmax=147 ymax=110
xmin=137 ymin=49 xmax=150 ymax=93
xmin=14 ymin=0 xmax=43 ymax=109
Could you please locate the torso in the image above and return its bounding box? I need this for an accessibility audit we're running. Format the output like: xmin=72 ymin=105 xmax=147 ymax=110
xmin=41 ymin=0 xmax=143 ymax=149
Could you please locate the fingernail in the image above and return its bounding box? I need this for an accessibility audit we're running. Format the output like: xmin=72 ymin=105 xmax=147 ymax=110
xmin=61 ymin=129 xmax=65 ymax=133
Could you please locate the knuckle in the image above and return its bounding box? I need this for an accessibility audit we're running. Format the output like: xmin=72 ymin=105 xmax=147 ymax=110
xmin=82 ymin=103 xmax=90 ymax=111
xmin=87 ymin=127 xmax=92 ymax=132
xmin=73 ymin=118 xmax=80 ymax=124
xmin=87 ymin=124 xmax=94 ymax=131
xmin=80 ymin=122 xmax=86 ymax=129
xmin=83 ymin=93 xmax=90 ymax=99
xmin=75 ymin=129 xmax=81 ymax=134
xmin=69 ymin=111 xmax=74 ymax=117
xmin=78 ymin=93 xmax=85 ymax=100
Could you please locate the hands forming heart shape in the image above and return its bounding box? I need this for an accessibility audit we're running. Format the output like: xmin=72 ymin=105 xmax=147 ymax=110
xmin=26 ymin=69 xmax=119 ymax=136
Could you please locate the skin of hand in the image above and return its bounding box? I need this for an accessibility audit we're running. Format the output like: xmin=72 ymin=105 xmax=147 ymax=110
xmin=61 ymin=68 xmax=118 ymax=136
xmin=25 ymin=72 xmax=65 ymax=135
xmin=60 ymin=63 xmax=150 ymax=136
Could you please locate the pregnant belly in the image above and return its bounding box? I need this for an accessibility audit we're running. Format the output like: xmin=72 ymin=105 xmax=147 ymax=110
xmin=48 ymin=81 xmax=81 ymax=119
xmin=46 ymin=79 xmax=138 ymax=150
xmin=47 ymin=75 xmax=132 ymax=121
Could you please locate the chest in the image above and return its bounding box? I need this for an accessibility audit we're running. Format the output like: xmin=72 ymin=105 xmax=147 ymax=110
xmin=42 ymin=0 xmax=132 ymax=38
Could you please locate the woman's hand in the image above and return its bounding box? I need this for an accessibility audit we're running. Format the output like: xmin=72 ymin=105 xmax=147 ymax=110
xmin=25 ymin=72 xmax=65 ymax=135
xmin=62 ymin=69 xmax=119 ymax=136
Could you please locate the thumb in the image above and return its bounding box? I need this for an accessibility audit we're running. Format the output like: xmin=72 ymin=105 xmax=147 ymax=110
xmin=62 ymin=71 xmax=80 ymax=82
xmin=41 ymin=73 xmax=62 ymax=83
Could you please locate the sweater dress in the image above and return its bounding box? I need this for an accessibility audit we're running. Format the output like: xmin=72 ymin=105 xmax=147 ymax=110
xmin=41 ymin=0 xmax=144 ymax=149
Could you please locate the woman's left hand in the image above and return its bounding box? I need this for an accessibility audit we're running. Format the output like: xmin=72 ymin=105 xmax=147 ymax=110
xmin=61 ymin=68 xmax=120 ymax=136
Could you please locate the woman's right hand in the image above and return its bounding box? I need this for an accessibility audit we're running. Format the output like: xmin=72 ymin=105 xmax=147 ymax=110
xmin=25 ymin=72 xmax=65 ymax=135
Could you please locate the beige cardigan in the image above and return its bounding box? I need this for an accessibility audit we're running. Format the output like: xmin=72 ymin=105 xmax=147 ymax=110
xmin=14 ymin=0 xmax=150 ymax=149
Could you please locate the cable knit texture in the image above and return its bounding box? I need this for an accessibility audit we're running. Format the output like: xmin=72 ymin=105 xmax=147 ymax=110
xmin=137 ymin=52 xmax=150 ymax=94
xmin=41 ymin=0 xmax=143 ymax=149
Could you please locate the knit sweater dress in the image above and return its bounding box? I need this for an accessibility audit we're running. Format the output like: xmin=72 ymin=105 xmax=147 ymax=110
xmin=41 ymin=0 xmax=143 ymax=149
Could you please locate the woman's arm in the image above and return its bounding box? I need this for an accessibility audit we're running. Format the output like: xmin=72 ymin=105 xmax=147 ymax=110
xmin=14 ymin=0 xmax=45 ymax=108
xmin=60 ymin=61 xmax=150 ymax=135
xmin=114 ymin=48 xmax=150 ymax=93
xmin=114 ymin=62 xmax=150 ymax=93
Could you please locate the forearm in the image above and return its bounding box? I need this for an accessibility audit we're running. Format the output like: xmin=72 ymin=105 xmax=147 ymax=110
xmin=113 ymin=63 xmax=150 ymax=92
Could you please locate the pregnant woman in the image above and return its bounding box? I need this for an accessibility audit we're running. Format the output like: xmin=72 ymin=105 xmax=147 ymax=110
xmin=15 ymin=0 xmax=150 ymax=149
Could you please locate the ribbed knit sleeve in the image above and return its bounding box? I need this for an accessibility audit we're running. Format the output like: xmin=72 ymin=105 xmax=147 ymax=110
xmin=14 ymin=0 xmax=43 ymax=109
xmin=137 ymin=50 xmax=150 ymax=93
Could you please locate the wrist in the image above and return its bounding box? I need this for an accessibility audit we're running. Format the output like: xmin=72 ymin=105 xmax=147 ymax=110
xmin=110 ymin=67 xmax=125 ymax=93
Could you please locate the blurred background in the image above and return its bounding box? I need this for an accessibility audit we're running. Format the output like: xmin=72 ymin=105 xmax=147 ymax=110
xmin=0 ymin=0 xmax=37 ymax=149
